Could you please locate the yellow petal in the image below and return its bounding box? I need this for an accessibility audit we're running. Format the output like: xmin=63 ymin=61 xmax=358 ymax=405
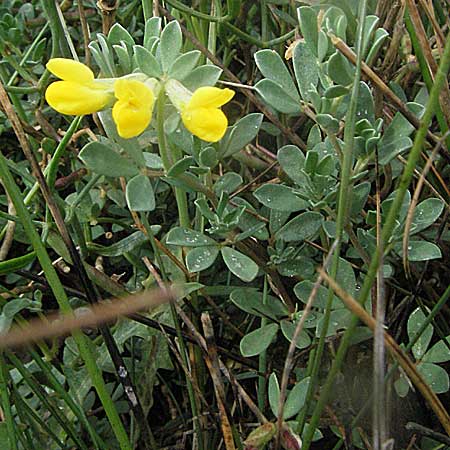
xmin=112 ymin=79 xmax=155 ymax=138
xmin=182 ymin=107 xmax=228 ymax=142
xmin=112 ymin=100 xmax=154 ymax=139
xmin=46 ymin=58 xmax=94 ymax=83
xmin=114 ymin=79 xmax=154 ymax=106
xmin=187 ymin=87 xmax=234 ymax=110
xmin=45 ymin=81 xmax=113 ymax=115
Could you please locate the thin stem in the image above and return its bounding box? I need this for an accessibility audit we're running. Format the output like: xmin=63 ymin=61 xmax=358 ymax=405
xmin=0 ymin=354 xmax=19 ymax=450
xmin=303 ymin=30 xmax=450 ymax=450
xmin=302 ymin=1 xmax=367 ymax=447
xmin=257 ymin=276 xmax=268 ymax=412
xmin=301 ymin=2 xmax=368 ymax=444
xmin=156 ymin=89 xmax=190 ymax=227
xmin=0 ymin=149 xmax=132 ymax=450
xmin=47 ymin=115 xmax=83 ymax=189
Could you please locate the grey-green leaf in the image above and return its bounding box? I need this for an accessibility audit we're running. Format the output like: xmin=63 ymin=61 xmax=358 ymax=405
xmin=221 ymin=247 xmax=258 ymax=282
xmin=159 ymin=20 xmax=182 ymax=72
xmin=125 ymin=174 xmax=155 ymax=212
xmin=223 ymin=113 xmax=263 ymax=157
xmin=277 ymin=145 xmax=307 ymax=185
xmin=230 ymin=288 xmax=288 ymax=320
xmin=254 ymin=184 xmax=307 ymax=212
xmin=297 ymin=7 xmax=318 ymax=53
xmin=276 ymin=212 xmax=323 ymax=242
xmin=327 ymin=51 xmax=354 ymax=86
xmin=255 ymin=49 xmax=299 ymax=97
xmin=293 ymin=41 xmax=319 ymax=101
xmin=280 ymin=320 xmax=311 ymax=349
xmin=134 ymin=45 xmax=162 ymax=77
xmin=168 ymin=50 xmax=201 ymax=80
xmin=417 ymin=362 xmax=449 ymax=394
xmin=108 ymin=23 xmax=134 ymax=46
xmin=423 ymin=337 xmax=450 ymax=364
xmin=284 ymin=377 xmax=310 ymax=419
xmin=407 ymin=307 xmax=433 ymax=360
xmin=255 ymin=79 xmax=301 ymax=114
xmin=186 ymin=246 xmax=219 ymax=273
xmin=166 ymin=227 xmax=217 ymax=247
xmin=79 ymin=142 xmax=139 ymax=177
xmin=240 ymin=323 xmax=279 ymax=357
xmin=410 ymin=198 xmax=445 ymax=235
xmin=405 ymin=241 xmax=442 ymax=262
xmin=183 ymin=65 xmax=222 ymax=91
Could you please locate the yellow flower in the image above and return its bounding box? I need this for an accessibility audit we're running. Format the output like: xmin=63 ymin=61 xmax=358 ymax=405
xmin=112 ymin=79 xmax=155 ymax=139
xmin=45 ymin=58 xmax=114 ymax=115
xmin=181 ymin=86 xmax=234 ymax=142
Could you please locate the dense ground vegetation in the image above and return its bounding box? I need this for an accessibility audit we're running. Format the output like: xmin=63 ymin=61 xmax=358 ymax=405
xmin=0 ymin=1 xmax=449 ymax=449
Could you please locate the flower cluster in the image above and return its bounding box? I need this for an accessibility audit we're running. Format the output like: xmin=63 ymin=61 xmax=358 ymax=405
xmin=45 ymin=58 xmax=234 ymax=142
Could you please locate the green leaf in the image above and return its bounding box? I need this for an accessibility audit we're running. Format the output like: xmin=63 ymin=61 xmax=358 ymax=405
xmin=269 ymin=373 xmax=280 ymax=417
xmin=168 ymin=50 xmax=201 ymax=80
xmin=134 ymin=45 xmax=162 ymax=77
xmin=166 ymin=227 xmax=216 ymax=247
xmin=221 ymin=247 xmax=258 ymax=282
xmin=405 ymin=241 xmax=442 ymax=262
xmin=88 ymin=231 xmax=154 ymax=257
xmin=276 ymin=211 xmax=323 ymax=242
xmin=327 ymin=51 xmax=354 ymax=86
xmin=423 ymin=337 xmax=450 ymax=364
xmin=280 ymin=321 xmax=311 ymax=349
xmin=230 ymin=288 xmax=288 ymax=320
xmin=143 ymin=152 xmax=164 ymax=169
xmin=324 ymin=85 xmax=350 ymax=98
xmin=0 ymin=423 xmax=11 ymax=450
xmin=294 ymin=281 xmax=341 ymax=310
xmin=114 ymin=44 xmax=132 ymax=74
xmin=293 ymin=41 xmax=319 ymax=101
xmin=417 ymin=362 xmax=449 ymax=394
xmin=144 ymin=17 xmax=161 ymax=49
xmin=125 ymin=174 xmax=155 ymax=212
xmin=297 ymin=7 xmax=318 ymax=53
xmin=356 ymin=81 xmax=375 ymax=124
xmin=240 ymin=323 xmax=279 ymax=357
xmin=213 ymin=172 xmax=243 ymax=196
xmin=316 ymin=309 xmax=353 ymax=337
xmin=199 ymin=146 xmax=218 ymax=168
xmin=79 ymin=142 xmax=139 ymax=177
xmin=223 ymin=113 xmax=263 ymax=157
xmin=167 ymin=156 xmax=195 ymax=177
xmin=277 ymin=145 xmax=307 ymax=185
xmin=332 ymin=257 xmax=356 ymax=297
xmin=255 ymin=49 xmax=299 ymax=97
xmin=284 ymin=377 xmax=310 ymax=419
xmin=186 ymin=246 xmax=219 ymax=273
xmin=254 ymin=184 xmax=307 ymax=212
xmin=394 ymin=375 xmax=410 ymax=398
xmin=159 ymin=20 xmax=182 ymax=72
xmin=254 ymin=79 xmax=301 ymax=114
xmin=407 ymin=307 xmax=433 ymax=360
xmin=108 ymin=23 xmax=134 ymax=46
xmin=366 ymin=28 xmax=389 ymax=66
xmin=378 ymin=103 xmax=423 ymax=164
xmin=183 ymin=65 xmax=222 ymax=91
xmin=410 ymin=198 xmax=445 ymax=235
xmin=349 ymin=182 xmax=371 ymax=216
xmin=316 ymin=114 xmax=340 ymax=134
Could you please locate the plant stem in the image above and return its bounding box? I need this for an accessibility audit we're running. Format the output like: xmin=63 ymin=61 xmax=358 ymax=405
xmin=0 ymin=149 xmax=132 ymax=450
xmin=302 ymin=29 xmax=450 ymax=450
xmin=0 ymin=354 xmax=19 ymax=450
xmin=258 ymin=276 xmax=269 ymax=411
xmin=301 ymin=1 xmax=368 ymax=443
